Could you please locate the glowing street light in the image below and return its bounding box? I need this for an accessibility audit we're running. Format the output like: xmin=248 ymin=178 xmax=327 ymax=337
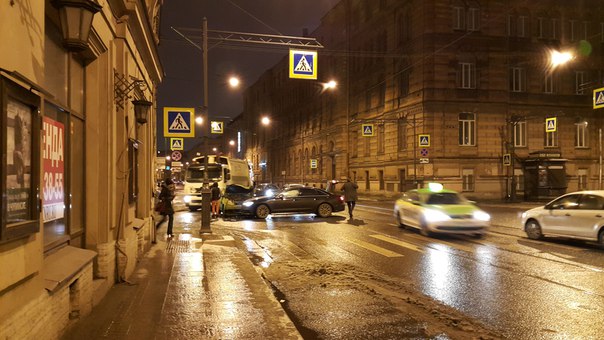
xmin=196 ymin=116 xmax=203 ymax=125
xmin=325 ymin=79 xmax=337 ymax=89
xmin=228 ymin=76 xmax=240 ymax=88
xmin=229 ymin=140 xmax=235 ymax=146
xmin=550 ymin=50 xmax=574 ymax=68
xmin=261 ymin=116 xmax=271 ymax=126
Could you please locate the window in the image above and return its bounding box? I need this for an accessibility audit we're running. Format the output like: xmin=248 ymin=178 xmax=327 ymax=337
xmin=544 ymin=73 xmax=554 ymax=93
xmin=453 ymin=6 xmax=464 ymax=30
xmin=518 ymin=16 xmax=527 ymax=37
xmin=514 ymin=168 xmax=524 ymax=192
xmin=507 ymin=15 xmax=527 ymax=37
xmin=377 ymin=124 xmax=385 ymax=154
xmin=569 ymin=20 xmax=577 ymax=41
xmin=575 ymin=122 xmax=588 ymax=148
xmin=552 ymin=18 xmax=559 ymax=39
xmin=1 ymin=77 xmax=41 ymax=241
xmin=458 ymin=112 xmax=476 ymax=146
xmin=467 ymin=8 xmax=480 ymax=31
xmin=398 ymin=119 xmax=407 ymax=151
xmin=462 ymin=169 xmax=475 ymax=192
xmin=577 ymin=169 xmax=588 ymax=191
xmin=545 ymin=130 xmax=558 ymax=147
xmin=364 ymin=134 xmax=371 ymax=156
xmin=513 ymin=120 xmax=527 ymax=147
xmin=398 ymin=69 xmax=410 ymax=97
xmin=510 ymin=67 xmax=526 ymax=92
xmin=537 ymin=17 xmax=545 ymax=38
xmin=575 ymin=71 xmax=586 ymax=94
xmin=459 ymin=62 xmax=476 ymax=89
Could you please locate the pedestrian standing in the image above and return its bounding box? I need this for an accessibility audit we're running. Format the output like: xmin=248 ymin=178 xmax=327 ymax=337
xmin=341 ymin=177 xmax=358 ymax=219
xmin=156 ymin=178 xmax=176 ymax=237
xmin=210 ymin=182 xmax=221 ymax=219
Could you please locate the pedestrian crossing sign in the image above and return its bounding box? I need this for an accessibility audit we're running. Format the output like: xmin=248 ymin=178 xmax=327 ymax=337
xmin=503 ymin=153 xmax=511 ymax=166
xmin=362 ymin=124 xmax=374 ymax=137
xmin=289 ymin=49 xmax=317 ymax=80
xmin=210 ymin=121 xmax=224 ymax=134
xmin=545 ymin=117 xmax=556 ymax=132
xmin=419 ymin=134 xmax=430 ymax=147
xmin=164 ymin=107 xmax=195 ymax=137
xmin=594 ymin=87 xmax=604 ymax=109
xmin=170 ymin=138 xmax=184 ymax=150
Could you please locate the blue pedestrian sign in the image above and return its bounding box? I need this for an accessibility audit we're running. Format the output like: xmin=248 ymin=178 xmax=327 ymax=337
xmin=164 ymin=107 xmax=195 ymax=138
xmin=594 ymin=87 xmax=604 ymax=109
xmin=545 ymin=117 xmax=556 ymax=132
xmin=419 ymin=134 xmax=430 ymax=147
xmin=210 ymin=121 xmax=224 ymax=134
xmin=362 ymin=124 xmax=374 ymax=137
xmin=289 ymin=49 xmax=317 ymax=80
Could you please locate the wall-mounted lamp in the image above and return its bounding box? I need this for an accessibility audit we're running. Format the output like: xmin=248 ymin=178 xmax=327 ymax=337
xmin=133 ymin=99 xmax=152 ymax=125
xmin=51 ymin=0 xmax=102 ymax=52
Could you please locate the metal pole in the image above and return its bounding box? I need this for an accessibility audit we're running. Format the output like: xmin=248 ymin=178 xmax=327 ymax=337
xmin=413 ymin=115 xmax=417 ymax=188
xmin=200 ymin=17 xmax=212 ymax=233
xmin=598 ymin=128 xmax=602 ymax=190
xmin=510 ymin=119 xmax=517 ymax=202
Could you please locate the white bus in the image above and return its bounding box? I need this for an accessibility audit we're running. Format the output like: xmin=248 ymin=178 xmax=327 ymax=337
xmin=183 ymin=155 xmax=253 ymax=211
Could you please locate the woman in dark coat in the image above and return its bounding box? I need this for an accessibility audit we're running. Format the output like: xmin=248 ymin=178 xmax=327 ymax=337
xmin=156 ymin=178 xmax=176 ymax=237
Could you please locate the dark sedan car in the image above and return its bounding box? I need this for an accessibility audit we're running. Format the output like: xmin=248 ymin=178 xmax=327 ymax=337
xmin=241 ymin=187 xmax=345 ymax=219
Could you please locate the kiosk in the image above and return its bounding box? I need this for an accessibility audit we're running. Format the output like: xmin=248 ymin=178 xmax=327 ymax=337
xmin=523 ymin=150 xmax=567 ymax=201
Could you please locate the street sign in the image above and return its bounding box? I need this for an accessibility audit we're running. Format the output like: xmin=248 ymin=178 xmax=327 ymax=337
xmin=310 ymin=159 xmax=318 ymax=169
xmin=172 ymin=161 xmax=183 ymax=167
xmin=164 ymin=107 xmax=195 ymax=138
xmin=545 ymin=117 xmax=556 ymax=132
xmin=170 ymin=138 xmax=184 ymax=150
xmin=419 ymin=134 xmax=430 ymax=147
xmin=289 ymin=49 xmax=317 ymax=80
xmin=171 ymin=151 xmax=182 ymax=161
xmin=594 ymin=87 xmax=604 ymax=109
xmin=420 ymin=148 xmax=428 ymax=157
xmin=503 ymin=154 xmax=511 ymax=166
xmin=419 ymin=158 xmax=429 ymax=164
xmin=210 ymin=121 xmax=224 ymax=134
xmin=362 ymin=124 xmax=374 ymax=137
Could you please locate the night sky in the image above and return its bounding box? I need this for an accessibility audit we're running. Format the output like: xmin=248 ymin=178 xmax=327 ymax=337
xmin=156 ymin=0 xmax=339 ymax=152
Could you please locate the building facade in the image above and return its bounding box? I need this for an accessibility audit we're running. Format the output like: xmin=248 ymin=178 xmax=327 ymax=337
xmin=0 ymin=0 xmax=162 ymax=338
xmin=237 ymin=0 xmax=604 ymax=200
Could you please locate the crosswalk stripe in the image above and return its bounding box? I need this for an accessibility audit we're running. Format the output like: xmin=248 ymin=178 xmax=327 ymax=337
xmin=346 ymin=238 xmax=404 ymax=257
xmin=370 ymin=234 xmax=424 ymax=253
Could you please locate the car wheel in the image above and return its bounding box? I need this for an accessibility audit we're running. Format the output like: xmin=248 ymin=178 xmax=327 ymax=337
xmin=317 ymin=203 xmax=333 ymax=218
xmin=396 ymin=211 xmax=405 ymax=228
xmin=419 ymin=219 xmax=433 ymax=237
xmin=255 ymin=204 xmax=270 ymax=219
xmin=525 ymin=220 xmax=543 ymax=240
xmin=598 ymin=229 xmax=604 ymax=249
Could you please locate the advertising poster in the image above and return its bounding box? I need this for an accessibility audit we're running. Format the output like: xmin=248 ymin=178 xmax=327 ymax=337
xmin=42 ymin=116 xmax=65 ymax=222
xmin=6 ymin=99 xmax=32 ymax=224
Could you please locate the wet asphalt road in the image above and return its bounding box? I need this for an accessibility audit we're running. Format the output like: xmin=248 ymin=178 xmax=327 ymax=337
xmin=201 ymin=199 xmax=604 ymax=340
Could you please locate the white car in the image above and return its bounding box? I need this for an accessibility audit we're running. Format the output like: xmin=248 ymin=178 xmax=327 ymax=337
xmin=394 ymin=183 xmax=490 ymax=237
xmin=521 ymin=190 xmax=604 ymax=247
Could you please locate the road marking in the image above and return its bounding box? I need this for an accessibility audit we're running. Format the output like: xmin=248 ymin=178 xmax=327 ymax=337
xmin=347 ymin=238 xmax=404 ymax=257
xmin=370 ymin=234 xmax=424 ymax=253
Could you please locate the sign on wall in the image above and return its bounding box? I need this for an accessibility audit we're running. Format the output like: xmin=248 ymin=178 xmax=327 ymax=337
xmin=362 ymin=124 xmax=374 ymax=137
xmin=545 ymin=117 xmax=557 ymax=132
xmin=42 ymin=116 xmax=64 ymax=222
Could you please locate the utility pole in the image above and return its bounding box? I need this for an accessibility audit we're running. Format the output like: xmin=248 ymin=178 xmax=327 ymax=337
xmin=200 ymin=17 xmax=211 ymax=233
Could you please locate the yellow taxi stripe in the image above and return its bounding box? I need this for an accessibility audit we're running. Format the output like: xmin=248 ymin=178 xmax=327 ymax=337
xmin=347 ymin=238 xmax=404 ymax=258
xmin=370 ymin=234 xmax=424 ymax=253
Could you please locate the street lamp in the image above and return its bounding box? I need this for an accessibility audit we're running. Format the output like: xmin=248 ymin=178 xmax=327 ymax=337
xmin=228 ymin=76 xmax=240 ymax=88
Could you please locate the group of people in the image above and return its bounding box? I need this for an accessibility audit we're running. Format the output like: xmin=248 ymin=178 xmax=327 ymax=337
xmin=154 ymin=176 xmax=360 ymax=238
xmin=155 ymin=179 xmax=222 ymax=237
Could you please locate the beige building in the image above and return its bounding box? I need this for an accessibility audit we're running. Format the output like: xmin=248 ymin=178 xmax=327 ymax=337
xmin=236 ymin=0 xmax=604 ymax=200
xmin=0 ymin=0 xmax=162 ymax=338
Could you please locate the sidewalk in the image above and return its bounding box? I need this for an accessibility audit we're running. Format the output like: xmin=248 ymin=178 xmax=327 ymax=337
xmin=62 ymin=218 xmax=301 ymax=340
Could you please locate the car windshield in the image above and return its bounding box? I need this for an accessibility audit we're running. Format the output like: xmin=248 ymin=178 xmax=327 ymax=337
xmin=185 ymin=165 xmax=222 ymax=183
xmin=225 ymin=185 xmax=253 ymax=194
xmin=426 ymin=192 xmax=465 ymax=205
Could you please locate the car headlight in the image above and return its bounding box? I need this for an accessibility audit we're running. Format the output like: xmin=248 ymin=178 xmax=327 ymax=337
xmin=473 ymin=210 xmax=491 ymax=222
xmin=183 ymin=195 xmax=191 ymax=203
xmin=242 ymin=201 xmax=254 ymax=207
xmin=423 ymin=209 xmax=451 ymax=222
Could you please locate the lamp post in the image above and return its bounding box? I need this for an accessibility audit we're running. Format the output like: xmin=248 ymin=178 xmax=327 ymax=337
xmin=200 ymin=17 xmax=212 ymax=233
